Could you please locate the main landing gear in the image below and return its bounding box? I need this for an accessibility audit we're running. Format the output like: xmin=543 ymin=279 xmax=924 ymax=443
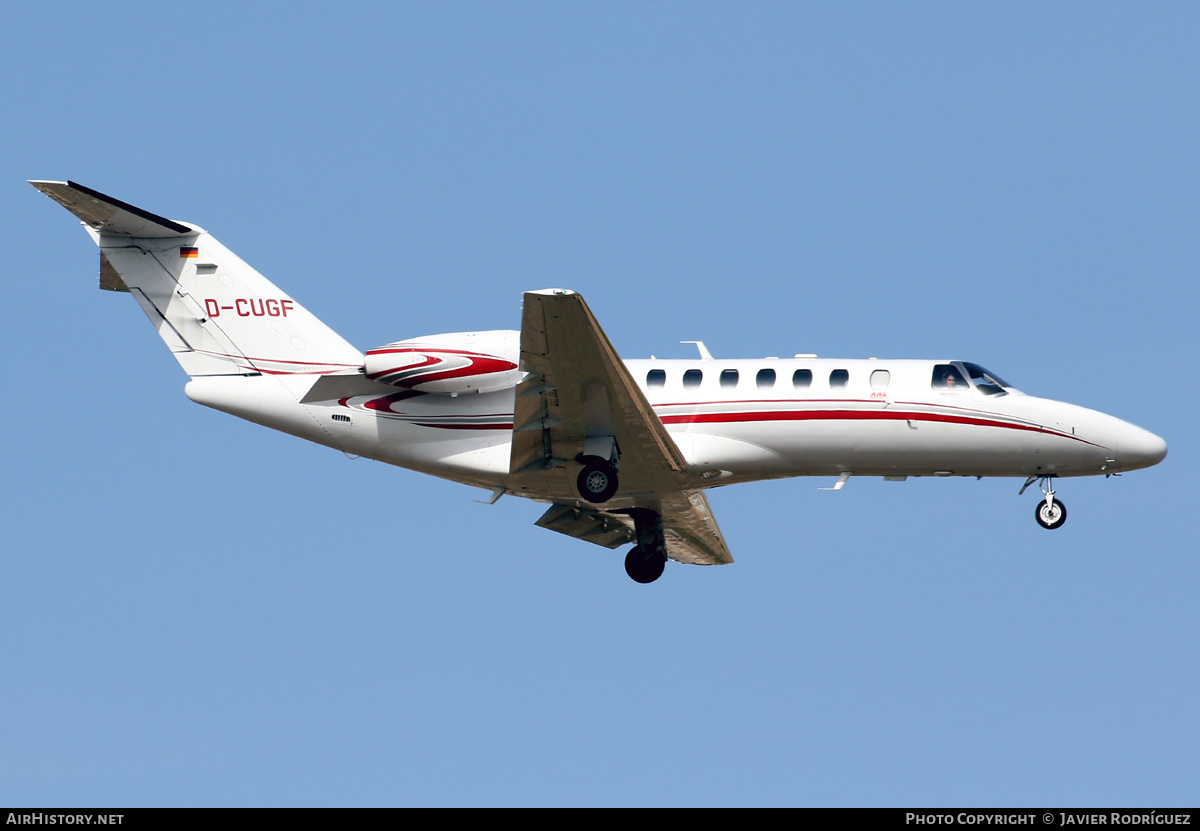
xmin=570 ymin=438 xmax=667 ymax=583
xmin=576 ymin=436 xmax=620 ymax=504
xmin=1022 ymin=476 xmax=1067 ymax=530
xmin=577 ymin=462 xmax=618 ymax=503
xmin=625 ymin=545 xmax=666 ymax=584
xmin=623 ymin=508 xmax=668 ymax=584
xmin=571 ymin=438 xmax=669 ymax=583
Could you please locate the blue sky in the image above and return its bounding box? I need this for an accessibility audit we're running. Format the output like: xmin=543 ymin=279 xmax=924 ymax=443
xmin=2 ymin=2 xmax=1196 ymax=807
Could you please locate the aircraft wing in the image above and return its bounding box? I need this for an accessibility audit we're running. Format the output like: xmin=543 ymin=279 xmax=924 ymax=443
xmin=658 ymin=489 xmax=732 ymax=566
xmin=509 ymin=289 xmax=732 ymax=566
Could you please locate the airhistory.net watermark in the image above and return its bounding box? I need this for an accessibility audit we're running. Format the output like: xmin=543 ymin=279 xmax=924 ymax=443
xmin=6 ymin=815 xmax=123 ymax=825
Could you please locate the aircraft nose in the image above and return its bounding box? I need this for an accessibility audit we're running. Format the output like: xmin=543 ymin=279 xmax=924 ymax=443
xmin=1119 ymin=423 xmax=1168 ymax=470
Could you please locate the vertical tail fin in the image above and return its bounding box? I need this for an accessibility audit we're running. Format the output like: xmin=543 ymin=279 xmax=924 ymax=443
xmin=31 ymin=180 xmax=363 ymax=378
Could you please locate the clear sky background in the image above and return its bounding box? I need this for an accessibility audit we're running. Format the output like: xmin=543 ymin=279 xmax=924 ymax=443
xmin=2 ymin=2 xmax=1196 ymax=807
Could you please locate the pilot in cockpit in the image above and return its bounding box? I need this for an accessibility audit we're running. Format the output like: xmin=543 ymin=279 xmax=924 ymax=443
xmin=934 ymin=365 xmax=967 ymax=390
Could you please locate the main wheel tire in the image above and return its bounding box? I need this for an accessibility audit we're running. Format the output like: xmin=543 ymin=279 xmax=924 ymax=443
xmin=1035 ymin=498 xmax=1067 ymax=529
xmin=624 ymin=546 xmax=666 ymax=584
xmin=577 ymin=463 xmax=618 ymax=503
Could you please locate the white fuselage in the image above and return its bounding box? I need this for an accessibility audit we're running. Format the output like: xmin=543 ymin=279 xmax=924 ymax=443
xmin=185 ymin=352 xmax=1167 ymax=496
xmin=31 ymin=179 xmax=1168 ymax=577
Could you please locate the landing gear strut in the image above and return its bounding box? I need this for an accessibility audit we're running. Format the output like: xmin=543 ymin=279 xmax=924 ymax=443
xmin=623 ymin=508 xmax=667 ymax=584
xmin=1022 ymin=476 xmax=1067 ymax=530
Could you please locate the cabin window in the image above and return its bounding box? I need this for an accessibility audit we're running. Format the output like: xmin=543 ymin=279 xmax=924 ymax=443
xmin=683 ymin=369 xmax=703 ymax=389
xmin=720 ymin=369 xmax=739 ymax=389
xmin=756 ymin=368 xmax=776 ymax=389
xmin=870 ymin=370 xmax=891 ymax=390
xmin=792 ymin=369 xmax=812 ymax=389
xmin=830 ymin=369 xmax=849 ymax=389
xmin=932 ymin=364 xmax=967 ymax=391
xmin=646 ymin=369 xmax=666 ymax=389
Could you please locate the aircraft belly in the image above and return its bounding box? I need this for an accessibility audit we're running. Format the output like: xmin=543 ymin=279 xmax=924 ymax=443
xmin=409 ymin=438 xmax=510 ymax=482
xmin=358 ymin=416 xmax=510 ymax=486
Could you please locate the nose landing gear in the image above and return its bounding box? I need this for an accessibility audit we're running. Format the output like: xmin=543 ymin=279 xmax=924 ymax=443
xmin=1022 ymin=476 xmax=1067 ymax=529
xmin=1035 ymin=496 xmax=1067 ymax=529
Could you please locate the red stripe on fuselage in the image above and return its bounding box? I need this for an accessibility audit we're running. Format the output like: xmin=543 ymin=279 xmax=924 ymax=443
xmin=410 ymin=423 xmax=513 ymax=430
xmin=659 ymin=408 xmax=1038 ymax=430
xmin=655 ymin=408 xmax=1102 ymax=446
xmin=655 ymin=397 xmax=879 ymax=407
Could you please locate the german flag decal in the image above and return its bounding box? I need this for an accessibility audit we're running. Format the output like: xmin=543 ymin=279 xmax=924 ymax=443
xmin=180 ymin=246 xmax=199 ymax=258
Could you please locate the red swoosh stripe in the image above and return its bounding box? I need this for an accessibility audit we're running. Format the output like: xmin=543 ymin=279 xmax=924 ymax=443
xmin=656 ymin=408 xmax=1102 ymax=446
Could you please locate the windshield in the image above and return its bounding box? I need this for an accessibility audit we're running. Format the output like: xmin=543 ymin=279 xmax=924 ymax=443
xmin=961 ymin=362 xmax=1011 ymax=396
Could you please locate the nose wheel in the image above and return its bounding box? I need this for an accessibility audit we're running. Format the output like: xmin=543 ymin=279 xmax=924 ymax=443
xmin=1035 ymin=497 xmax=1067 ymax=529
xmin=1023 ymin=476 xmax=1067 ymax=529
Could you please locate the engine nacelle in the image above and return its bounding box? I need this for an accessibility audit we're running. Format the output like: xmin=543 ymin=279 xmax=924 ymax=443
xmin=363 ymin=330 xmax=522 ymax=395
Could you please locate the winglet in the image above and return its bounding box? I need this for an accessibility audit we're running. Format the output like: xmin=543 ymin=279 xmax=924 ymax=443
xmin=28 ymin=180 xmax=195 ymax=237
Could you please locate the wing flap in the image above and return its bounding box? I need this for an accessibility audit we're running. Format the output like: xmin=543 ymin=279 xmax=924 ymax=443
xmin=533 ymin=495 xmax=731 ymax=564
xmin=534 ymin=504 xmax=636 ymax=549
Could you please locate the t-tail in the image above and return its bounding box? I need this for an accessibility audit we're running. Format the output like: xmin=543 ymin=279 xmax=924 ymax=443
xmin=30 ymin=180 xmax=364 ymax=379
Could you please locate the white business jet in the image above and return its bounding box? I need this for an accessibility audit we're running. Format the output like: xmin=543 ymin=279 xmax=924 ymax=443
xmin=32 ymin=181 xmax=1167 ymax=583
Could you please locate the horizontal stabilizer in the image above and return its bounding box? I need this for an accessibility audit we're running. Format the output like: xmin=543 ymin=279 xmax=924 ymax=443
xmin=299 ymin=373 xmax=399 ymax=404
xmin=29 ymin=180 xmax=193 ymax=237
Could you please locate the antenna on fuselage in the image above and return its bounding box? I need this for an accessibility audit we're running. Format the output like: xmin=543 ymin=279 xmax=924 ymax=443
xmin=681 ymin=340 xmax=713 ymax=360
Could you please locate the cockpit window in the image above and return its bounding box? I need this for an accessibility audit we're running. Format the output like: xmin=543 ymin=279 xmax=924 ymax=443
xmin=962 ymin=362 xmax=1010 ymax=396
xmin=932 ymin=364 xmax=967 ymax=391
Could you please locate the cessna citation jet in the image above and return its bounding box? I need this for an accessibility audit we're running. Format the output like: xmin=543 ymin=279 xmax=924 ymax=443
xmin=32 ymin=180 xmax=1168 ymax=583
